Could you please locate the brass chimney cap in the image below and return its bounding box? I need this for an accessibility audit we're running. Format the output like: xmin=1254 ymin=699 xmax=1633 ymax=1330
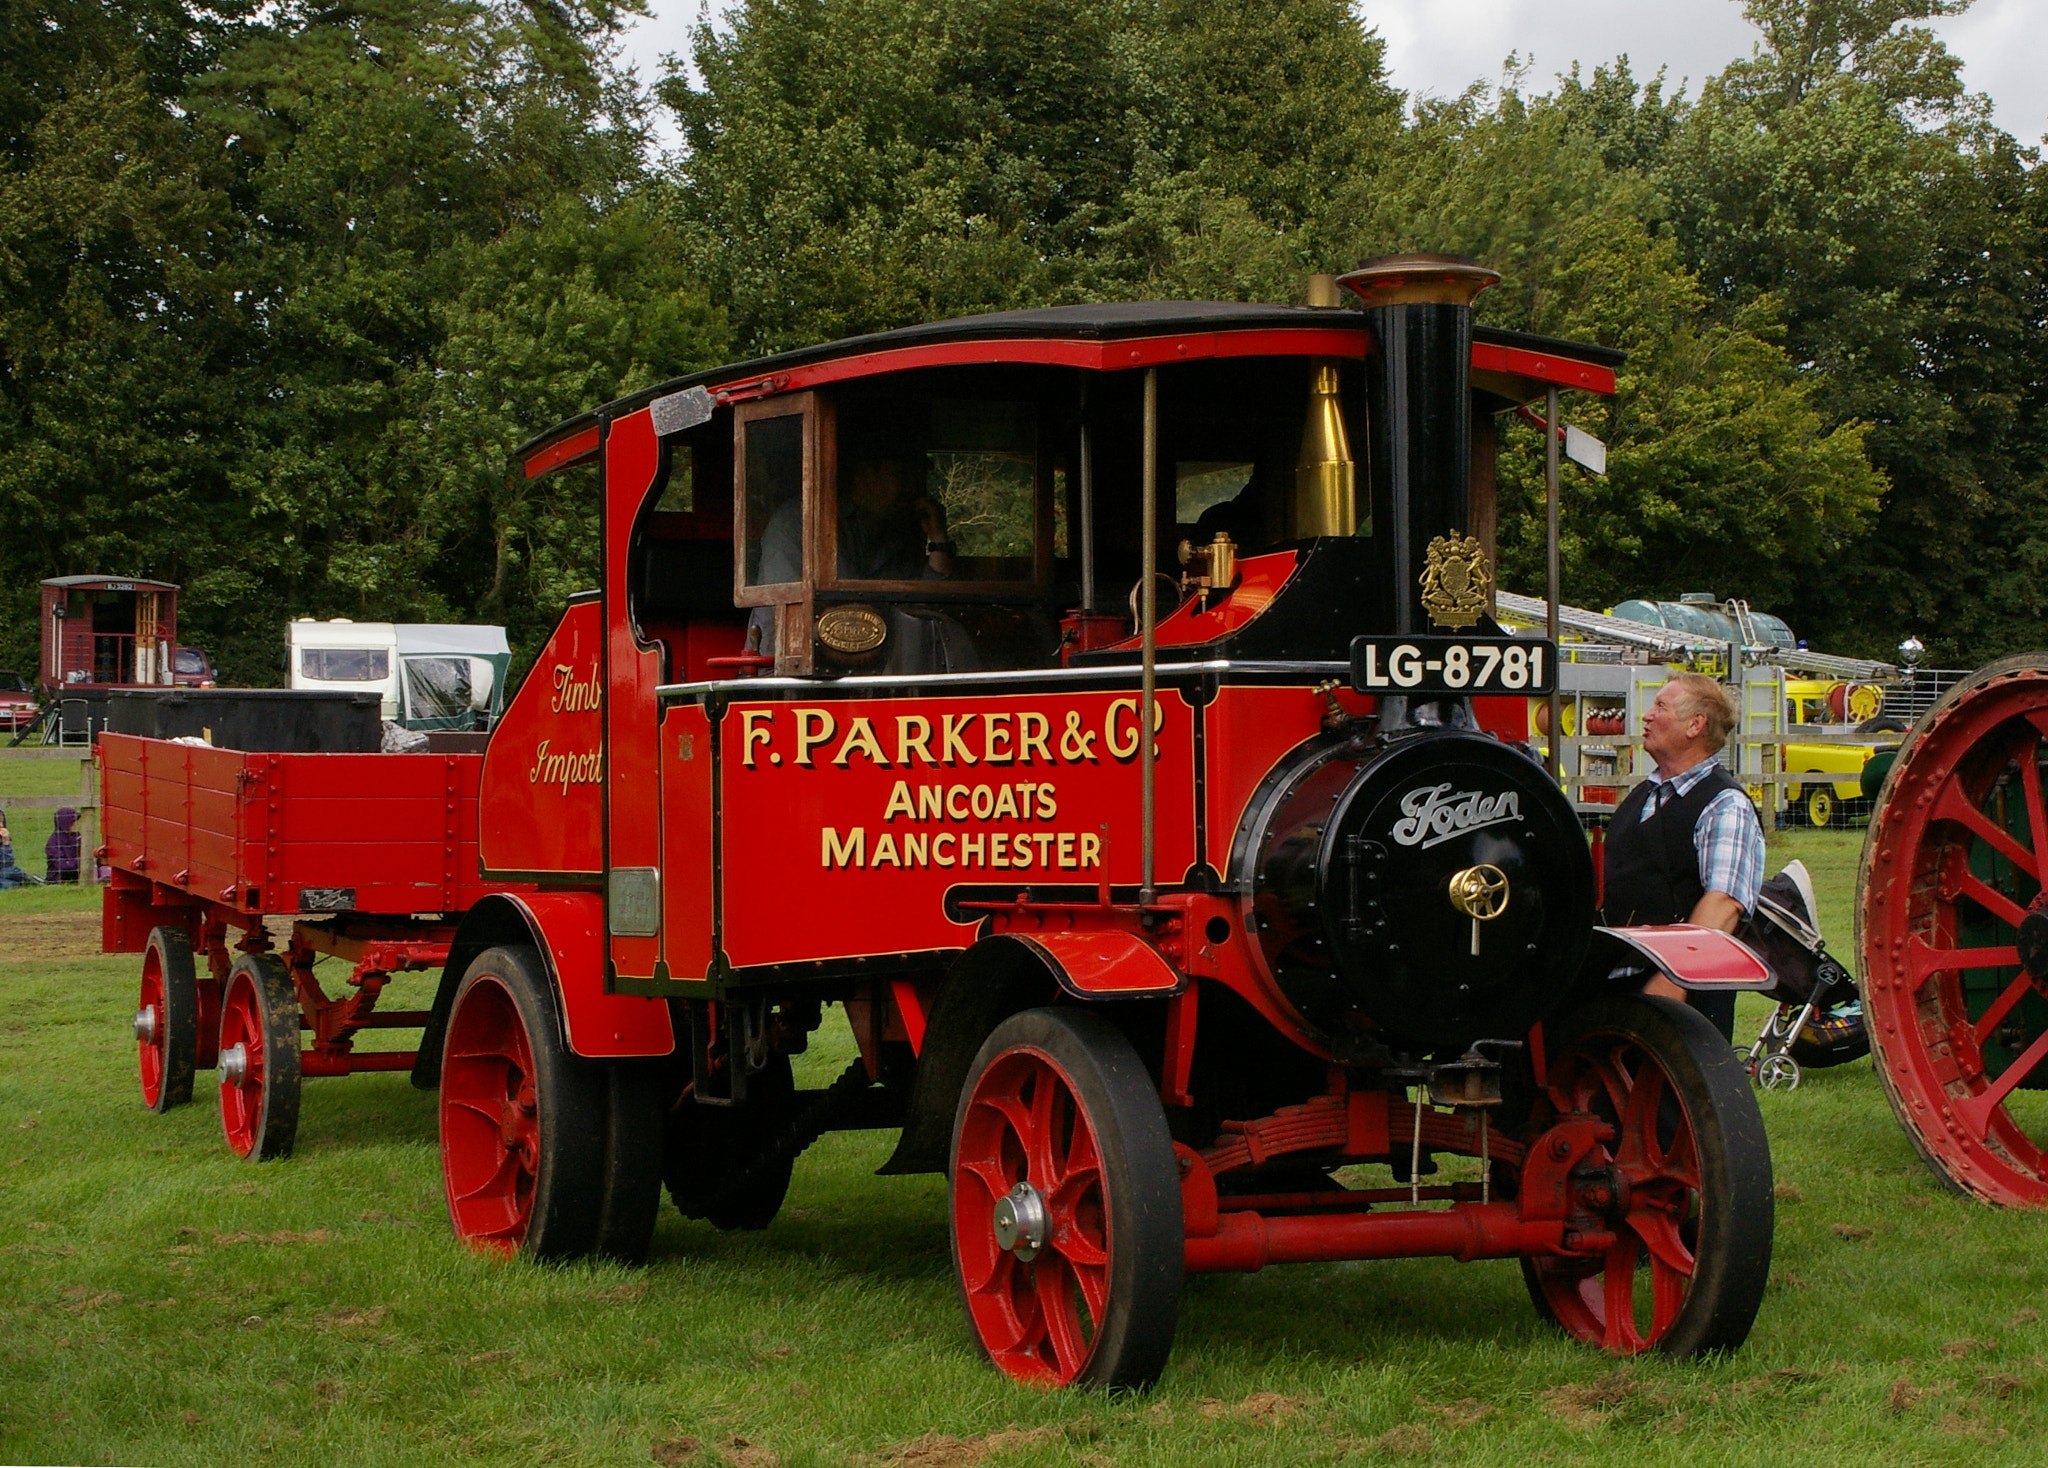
xmin=1337 ymin=253 xmax=1500 ymax=309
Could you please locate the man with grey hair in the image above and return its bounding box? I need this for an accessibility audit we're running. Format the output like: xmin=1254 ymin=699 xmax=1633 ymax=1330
xmin=1601 ymin=671 xmax=1765 ymax=1040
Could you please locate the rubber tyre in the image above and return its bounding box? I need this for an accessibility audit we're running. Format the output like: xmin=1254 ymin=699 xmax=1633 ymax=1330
xmin=596 ymin=1058 xmax=668 ymax=1263
xmin=138 ymin=926 xmax=198 ymax=1113
xmin=663 ymin=1053 xmax=797 ymax=1231
xmin=1805 ymin=787 xmax=1835 ymax=829
xmin=438 ymin=945 xmax=606 ymax=1260
xmin=218 ymin=953 xmax=302 ymax=1161
xmin=949 ymin=1007 xmax=1184 ymax=1390
xmin=1521 ymin=994 xmax=1773 ymax=1358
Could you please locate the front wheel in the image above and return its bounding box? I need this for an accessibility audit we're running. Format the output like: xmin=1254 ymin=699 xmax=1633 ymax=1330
xmin=949 ymin=1008 xmax=1183 ymax=1389
xmin=438 ymin=946 xmax=606 ymax=1259
xmin=1521 ymin=994 xmax=1773 ymax=1357
xmin=1805 ymin=786 xmax=1835 ymax=829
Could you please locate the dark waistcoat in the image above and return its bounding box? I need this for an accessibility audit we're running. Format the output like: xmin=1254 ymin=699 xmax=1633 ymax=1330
xmin=1601 ymin=762 xmax=1745 ymax=927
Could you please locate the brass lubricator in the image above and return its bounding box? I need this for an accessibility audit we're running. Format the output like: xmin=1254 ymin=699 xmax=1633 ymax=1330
xmin=1175 ymin=530 xmax=1238 ymax=607
xmin=1446 ymin=863 xmax=1510 ymax=956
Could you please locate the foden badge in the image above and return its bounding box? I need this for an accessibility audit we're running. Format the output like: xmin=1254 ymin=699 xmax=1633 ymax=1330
xmin=1420 ymin=532 xmax=1491 ymax=629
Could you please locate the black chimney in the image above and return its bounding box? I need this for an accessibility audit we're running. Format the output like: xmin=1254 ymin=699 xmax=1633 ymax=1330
xmin=1337 ymin=255 xmax=1500 ymax=636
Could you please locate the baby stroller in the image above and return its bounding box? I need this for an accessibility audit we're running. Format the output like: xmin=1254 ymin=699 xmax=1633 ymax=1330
xmin=1739 ymin=859 xmax=1869 ymax=1090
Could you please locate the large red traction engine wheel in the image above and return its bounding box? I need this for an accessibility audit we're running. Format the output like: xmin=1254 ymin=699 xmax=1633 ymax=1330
xmin=1860 ymin=654 xmax=2048 ymax=1205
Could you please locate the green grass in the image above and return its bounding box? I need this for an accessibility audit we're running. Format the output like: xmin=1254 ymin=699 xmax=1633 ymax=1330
xmin=6 ymin=834 xmax=2048 ymax=1467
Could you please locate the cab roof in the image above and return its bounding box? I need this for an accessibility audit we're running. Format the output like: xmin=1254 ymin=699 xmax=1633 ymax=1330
xmin=517 ymin=300 xmax=1626 ymax=478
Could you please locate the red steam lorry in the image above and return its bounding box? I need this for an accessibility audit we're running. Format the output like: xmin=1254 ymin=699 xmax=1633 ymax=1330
xmin=104 ymin=257 xmax=1776 ymax=1388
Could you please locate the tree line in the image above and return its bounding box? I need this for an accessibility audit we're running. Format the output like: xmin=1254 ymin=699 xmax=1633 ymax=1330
xmin=2 ymin=0 xmax=2042 ymax=683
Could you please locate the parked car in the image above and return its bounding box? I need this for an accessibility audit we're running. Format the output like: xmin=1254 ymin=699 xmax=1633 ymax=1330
xmin=0 ymin=670 xmax=39 ymax=732
xmin=172 ymin=647 xmax=216 ymax=688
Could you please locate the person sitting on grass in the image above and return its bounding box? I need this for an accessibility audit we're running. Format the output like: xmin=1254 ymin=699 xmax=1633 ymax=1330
xmin=0 ymin=809 xmax=33 ymax=888
xmin=45 ymin=806 xmax=80 ymax=884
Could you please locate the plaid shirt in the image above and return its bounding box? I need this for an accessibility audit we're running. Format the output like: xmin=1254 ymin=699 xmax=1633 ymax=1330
xmin=1640 ymin=757 xmax=1764 ymax=915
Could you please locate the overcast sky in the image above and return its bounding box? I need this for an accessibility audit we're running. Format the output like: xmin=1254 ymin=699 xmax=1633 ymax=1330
xmin=618 ymin=0 xmax=2047 ymax=151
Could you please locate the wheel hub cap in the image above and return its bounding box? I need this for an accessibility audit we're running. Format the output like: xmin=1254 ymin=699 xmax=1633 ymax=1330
xmin=991 ymin=1181 xmax=1048 ymax=1261
xmin=133 ymin=1005 xmax=157 ymax=1045
xmin=220 ymin=1043 xmax=249 ymax=1088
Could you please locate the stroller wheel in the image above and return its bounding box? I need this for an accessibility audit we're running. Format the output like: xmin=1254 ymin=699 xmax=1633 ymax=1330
xmin=1757 ymin=1053 xmax=1802 ymax=1091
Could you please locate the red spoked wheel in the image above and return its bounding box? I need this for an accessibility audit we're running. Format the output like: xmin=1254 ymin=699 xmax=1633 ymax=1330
xmin=217 ymin=952 xmax=301 ymax=1160
xmin=1860 ymin=654 xmax=2048 ymax=1206
xmin=1522 ymin=994 xmax=1772 ymax=1357
xmin=949 ymin=1008 xmax=1182 ymax=1390
xmin=438 ymin=946 xmax=605 ymax=1259
xmin=136 ymin=926 xmax=198 ymax=1112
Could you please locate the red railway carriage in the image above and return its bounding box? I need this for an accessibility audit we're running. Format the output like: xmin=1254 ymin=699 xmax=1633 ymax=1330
xmin=109 ymin=256 xmax=1777 ymax=1387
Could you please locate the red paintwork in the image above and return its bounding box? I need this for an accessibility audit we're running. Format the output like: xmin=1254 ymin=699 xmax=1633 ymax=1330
xmin=1095 ymin=551 xmax=1299 ymax=653
xmin=99 ymin=734 xmax=513 ymax=927
xmin=1599 ymin=924 xmax=1775 ymax=988
xmin=522 ymin=424 xmax=601 ymax=480
xmin=711 ymin=686 xmax=1201 ymax=971
xmin=479 ymin=598 xmax=604 ymax=879
xmin=496 ymin=891 xmax=673 ymax=1056
xmin=40 ymin=576 xmax=179 ymax=691
xmin=1471 ymin=340 xmax=1616 ymax=396
xmin=606 ymin=408 xmax=667 ymax=987
xmin=658 ymin=702 xmax=717 ymax=982
xmin=1004 ymin=926 xmax=1184 ymax=997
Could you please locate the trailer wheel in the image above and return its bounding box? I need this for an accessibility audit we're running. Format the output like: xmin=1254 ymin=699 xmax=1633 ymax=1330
xmin=1521 ymin=994 xmax=1772 ymax=1357
xmin=137 ymin=927 xmax=197 ymax=1113
xmin=217 ymin=953 xmax=302 ymax=1161
xmin=1859 ymin=654 xmax=2048 ymax=1205
xmin=1804 ymin=787 xmax=1836 ymax=829
xmin=949 ymin=1008 xmax=1183 ymax=1389
xmin=438 ymin=945 xmax=605 ymax=1259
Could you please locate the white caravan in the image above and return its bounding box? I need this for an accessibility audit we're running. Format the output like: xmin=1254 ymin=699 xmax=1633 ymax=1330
xmin=288 ymin=620 xmax=511 ymax=731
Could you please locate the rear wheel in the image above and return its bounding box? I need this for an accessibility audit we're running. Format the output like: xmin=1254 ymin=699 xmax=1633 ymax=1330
xmin=1522 ymin=994 xmax=1773 ymax=1357
xmin=137 ymin=927 xmax=197 ymax=1113
xmin=1805 ymin=786 xmax=1836 ymax=829
xmin=438 ymin=945 xmax=605 ymax=1259
xmin=218 ymin=953 xmax=301 ymax=1160
xmin=949 ymin=1008 xmax=1183 ymax=1389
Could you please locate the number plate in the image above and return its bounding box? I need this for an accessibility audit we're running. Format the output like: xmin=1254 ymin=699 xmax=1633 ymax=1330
xmin=1350 ymin=635 xmax=1557 ymax=696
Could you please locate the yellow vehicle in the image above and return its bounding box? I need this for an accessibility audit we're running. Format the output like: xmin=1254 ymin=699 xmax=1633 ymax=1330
xmin=1783 ymin=678 xmax=1898 ymax=826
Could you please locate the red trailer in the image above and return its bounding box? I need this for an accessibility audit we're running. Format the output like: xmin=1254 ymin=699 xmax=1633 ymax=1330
xmin=109 ymin=257 xmax=1777 ymax=1386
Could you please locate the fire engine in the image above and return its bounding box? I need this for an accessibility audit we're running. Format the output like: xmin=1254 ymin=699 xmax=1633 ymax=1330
xmin=106 ymin=256 xmax=1775 ymax=1387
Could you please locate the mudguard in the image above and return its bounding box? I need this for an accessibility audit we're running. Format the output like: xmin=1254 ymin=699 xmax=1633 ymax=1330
xmin=1010 ymin=928 xmax=1186 ymax=999
xmin=1593 ymin=924 xmax=1775 ymax=991
xmin=411 ymin=892 xmax=672 ymax=1088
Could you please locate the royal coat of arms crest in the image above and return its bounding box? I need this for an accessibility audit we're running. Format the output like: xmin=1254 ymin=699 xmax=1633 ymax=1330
xmin=1420 ymin=532 xmax=1491 ymax=628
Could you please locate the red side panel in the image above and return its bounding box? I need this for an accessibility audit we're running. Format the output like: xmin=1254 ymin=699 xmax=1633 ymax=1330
xmin=717 ymin=688 xmax=1201 ymax=970
xmin=1095 ymin=551 xmax=1300 ymax=653
xmin=506 ymin=892 xmax=673 ymax=1056
xmin=99 ymin=732 xmax=515 ymax=917
xmin=479 ymin=600 xmax=604 ymax=878
xmin=605 ymin=409 xmax=667 ymax=984
xmin=659 ymin=702 xmax=716 ymax=982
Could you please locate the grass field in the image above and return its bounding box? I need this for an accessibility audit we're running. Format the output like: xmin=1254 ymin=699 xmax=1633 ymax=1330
xmin=5 ymin=820 xmax=2048 ymax=1467
xmin=0 ymin=751 xmax=92 ymax=889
